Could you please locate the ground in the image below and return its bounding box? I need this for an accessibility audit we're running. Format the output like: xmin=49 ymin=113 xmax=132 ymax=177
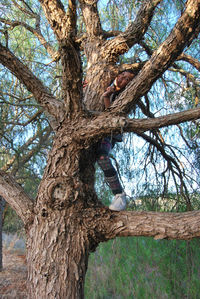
xmin=0 ymin=248 xmax=27 ymax=298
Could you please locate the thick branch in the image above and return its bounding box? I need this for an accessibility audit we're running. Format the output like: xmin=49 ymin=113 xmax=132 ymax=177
xmin=38 ymin=0 xmax=79 ymax=41
xmin=101 ymin=0 xmax=162 ymax=60
xmin=0 ymin=43 xmax=64 ymax=123
xmin=0 ymin=170 xmax=34 ymax=225
xmin=77 ymin=107 xmax=200 ymax=141
xmin=120 ymin=107 xmax=200 ymax=132
xmin=38 ymin=0 xmax=75 ymax=41
xmin=85 ymin=208 xmax=200 ymax=242
xmin=60 ymin=40 xmax=83 ymax=114
xmin=38 ymin=0 xmax=82 ymax=113
xmin=106 ymin=210 xmax=200 ymax=240
xmin=111 ymin=0 xmax=200 ymax=113
xmin=79 ymin=0 xmax=103 ymax=37
xmin=122 ymin=0 xmax=162 ymax=48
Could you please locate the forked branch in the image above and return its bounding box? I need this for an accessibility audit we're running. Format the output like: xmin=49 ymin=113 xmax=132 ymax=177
xmin=0 ymin=42 xmax=64 ymax=123
xmin=101 ymin=0 xmax=162 ymax=59
xmin=111 ymin=0 xmax=200 ymax=114
xmin=76 ymin=106 xmax=200 ymax=142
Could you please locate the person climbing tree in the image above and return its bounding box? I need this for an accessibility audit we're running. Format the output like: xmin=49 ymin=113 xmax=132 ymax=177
xmin=95 ymin=70 xmax=135 ymax=211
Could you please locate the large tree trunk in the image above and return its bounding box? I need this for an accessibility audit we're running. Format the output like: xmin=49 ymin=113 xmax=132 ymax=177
xmin=3 ymin=120 xmax=200 ymax=298
xmin=26 ymin=210 xmax=90 ymax=298
xmin=0 ymin=0 xmax=199 ymax=297
xmin=26 ymin=124 xmax=100 ymax=298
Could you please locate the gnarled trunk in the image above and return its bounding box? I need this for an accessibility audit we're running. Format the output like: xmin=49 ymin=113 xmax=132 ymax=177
xmin=26 ymin=210 xmax=90 ymax=298
xmin=26 ymin=125 xmax=100 ymax=298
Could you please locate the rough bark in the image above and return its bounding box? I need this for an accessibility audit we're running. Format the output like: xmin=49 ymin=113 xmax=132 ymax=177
xmin=74 ymin=106 xmax=200 ymax=143
xmin=111 ymin=0 xmax=200 ymax=113
xmin=0 ymin=171 xmax=33 ymax=225
xmin=0 ymin=0 xmax=200 ymax=298
xmin=25 ymin=125 xmax=200 ymax=298
xmin=102 ymin=210 xmax=200 ymax=240
xmin=82 ymin=0 xmax=162 ymax=111
xmin=26 ymin=209 xmax=90 ymax=298
xmin=0 ymin=197 xmax=5 ymax=271
xmin=25 ymin=123 xmax=100 ymax=298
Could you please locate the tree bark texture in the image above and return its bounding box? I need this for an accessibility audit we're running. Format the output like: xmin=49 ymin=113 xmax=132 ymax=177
xmin=5 ymin=117 xmax=200 ymax=298
xmin=0 ymin=0 xmax=200 ymax=298
xmin=0 ymin=197 xmax=5 ymax=271
xmin=26 ymin=210 xmax=89 ymax=298
xmin=25 ymin=125 xmax=101 ymax=298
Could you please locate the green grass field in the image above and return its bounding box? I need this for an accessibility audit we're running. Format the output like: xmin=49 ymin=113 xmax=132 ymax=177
xmin=85 ymin=237 xmax=200 ymax=298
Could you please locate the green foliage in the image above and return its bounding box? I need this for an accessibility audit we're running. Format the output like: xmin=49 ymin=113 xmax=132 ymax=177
xmin=3 ymin=206 xmax=23 ymax=233
xmin=85 ymin=191 xmax=200 ymax=298
xmin=85 ymin=237 xmax=200 ymax=298
xmin=1 ymin=0 xmax=200 ymax=202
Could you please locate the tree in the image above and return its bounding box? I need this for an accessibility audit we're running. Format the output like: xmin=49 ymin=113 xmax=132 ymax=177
xmin=0 ymin=197 xmax=5 ymax=271
xmin=0 ymin=75 xmax=52 ymax=269
xmin=0 ymin=0 xmax=200 ymax=297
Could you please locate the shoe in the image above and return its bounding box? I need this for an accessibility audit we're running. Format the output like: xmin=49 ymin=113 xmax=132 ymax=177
xmin=109 ymin=192 xmax=127 ymax=211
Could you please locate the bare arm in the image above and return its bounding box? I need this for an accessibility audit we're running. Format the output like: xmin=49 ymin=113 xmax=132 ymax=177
xmin=102 ymin=86 xmax=116 ymax=109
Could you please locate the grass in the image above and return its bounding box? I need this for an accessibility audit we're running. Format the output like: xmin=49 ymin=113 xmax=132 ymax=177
xmin=2 ymin=200 xmax=200 ymax=298
xmin=85 ymin=237 xmax=200 ymax=298
xmin=1 ymin=233 xmax=200 ymax=299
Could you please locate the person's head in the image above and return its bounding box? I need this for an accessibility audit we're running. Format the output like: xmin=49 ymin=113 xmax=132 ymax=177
xmin=114 ymin=69 xmax=135 ymax=90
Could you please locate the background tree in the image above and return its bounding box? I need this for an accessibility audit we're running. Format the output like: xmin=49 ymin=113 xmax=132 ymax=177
xmin=0 ymin=42 xmax=53 ymax=269
xmin=0 ymin=0 xmax=200 ymax=297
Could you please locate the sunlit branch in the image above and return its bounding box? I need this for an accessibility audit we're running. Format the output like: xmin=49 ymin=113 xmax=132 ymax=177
xmin=11 ymin=0 xmax=36 ymax=17
xmin=79 ymin=0 xmax=103 ymax=37
xmin=38 ymin=0 xmax=77 ymax=41
xmin=122 ymin=0 xmax=162 ymax=47
xmin=169 ymin=66 xmax=199 ymax=89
